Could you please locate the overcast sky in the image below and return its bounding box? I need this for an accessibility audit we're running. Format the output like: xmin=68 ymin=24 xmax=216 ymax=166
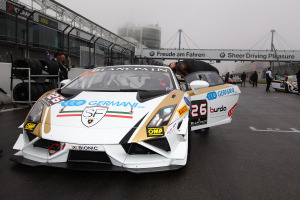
xmin=53 ymin=0 xmax=300 ymax=73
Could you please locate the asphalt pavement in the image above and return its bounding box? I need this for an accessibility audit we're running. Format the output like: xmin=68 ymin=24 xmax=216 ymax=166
xmin=0 ymin=84 xmax=300 ymax=200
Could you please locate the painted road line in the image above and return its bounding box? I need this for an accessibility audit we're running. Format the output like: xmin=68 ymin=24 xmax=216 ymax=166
xmin=258 ymin=97 xmax=278 ymax=99
xmin=249 ymin=126 xmax=300 ymax=133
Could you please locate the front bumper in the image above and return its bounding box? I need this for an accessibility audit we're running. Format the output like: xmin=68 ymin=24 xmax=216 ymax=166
xmin=10 ymin=156 xmax=183 ymax=173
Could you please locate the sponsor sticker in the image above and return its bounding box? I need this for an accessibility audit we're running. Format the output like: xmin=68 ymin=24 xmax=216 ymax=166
xmin=210 ymin=105 xmax=227 ymax=118
xmin=41 ymin=93 xmax=66 ymax=107
xmin=24 ymin=122 xmax=37 ymax=131
xmin=206 ymin=91 xmax=217 ymax=101
xmin=81 ymin=106 xmax=108 ymax=128
xmin=147 ymin=127 xmax=165 ymax=137
xmin=71 ymin=145 xmax=99 ymax=151
xmin=61 ymin=100 xmax=86 ymax=107
xmin=228 ymin=103 xmax=237 ymax=117
xmin=177 ymin=104 xmax=189 ymax=117
xmin=206 ymin=88 xmax=235 ymax=101
xmin=184 ymin=97 xmax=191 ymax=106
xmin=61 ymin=100 xmax=141 ymax=108
xmin=191 ymin=100 xmax=207 ymax=126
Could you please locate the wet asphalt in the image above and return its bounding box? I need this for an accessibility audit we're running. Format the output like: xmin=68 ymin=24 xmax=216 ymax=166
xmin=0 ymin=83 xmax=300 ymax=200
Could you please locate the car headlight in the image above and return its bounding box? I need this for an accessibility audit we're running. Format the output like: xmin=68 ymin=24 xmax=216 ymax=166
xmin=147 ymin=105 xmax=176 ymax=127
xmin=27 ymin=101 xmax=44 ymax=123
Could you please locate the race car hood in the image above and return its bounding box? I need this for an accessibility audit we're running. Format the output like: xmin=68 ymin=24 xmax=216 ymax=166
xmin=36 ymin=90 xmax=185 ymax=144
xmin=48 ymin=91 xmax=167 ymax=129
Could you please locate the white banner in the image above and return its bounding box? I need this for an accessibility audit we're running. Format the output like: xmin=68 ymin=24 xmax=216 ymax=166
xmin=137 ymin=49 xmax=300 ymax=62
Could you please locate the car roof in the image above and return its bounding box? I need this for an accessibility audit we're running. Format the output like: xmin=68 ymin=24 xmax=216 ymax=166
xmin=94 ymin=65 xmax=170 ymax=70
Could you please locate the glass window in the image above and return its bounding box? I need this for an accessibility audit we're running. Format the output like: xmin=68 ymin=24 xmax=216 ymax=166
xmin=205 ymin=73 xmax=224 ymax=86
xmin=63 ymin=67 xmax=175 ymax=92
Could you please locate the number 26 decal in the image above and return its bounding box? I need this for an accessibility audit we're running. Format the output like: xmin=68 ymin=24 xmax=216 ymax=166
xmin=191 ymin=103 xmax=207 ymax=117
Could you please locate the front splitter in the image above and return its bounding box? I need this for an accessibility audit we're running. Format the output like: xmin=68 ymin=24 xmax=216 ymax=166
xmin=10 ymin=156 xmax=183 ymax=174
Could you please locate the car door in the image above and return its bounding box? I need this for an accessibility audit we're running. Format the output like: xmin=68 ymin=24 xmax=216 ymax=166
xmin=184 ymin=71 xmax=241 ymax=131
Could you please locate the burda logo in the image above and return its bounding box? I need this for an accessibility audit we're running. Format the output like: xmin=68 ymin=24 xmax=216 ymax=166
xmin=210 ymin=105 xmax=227 ymax=113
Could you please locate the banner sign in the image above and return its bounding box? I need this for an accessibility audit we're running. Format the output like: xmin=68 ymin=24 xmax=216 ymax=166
xmin=6 ymin=2 xmax=33 ymax=19
xmin=39 ymin=15 xmax=58 ymax=29
xmin=137 ymin=49 xmax=300 ymax=62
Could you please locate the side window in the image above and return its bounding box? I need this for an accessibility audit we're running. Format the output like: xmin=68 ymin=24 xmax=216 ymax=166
xmin=205 ymin=73 xmax=224 ymax=86
xmin=198 ymin=75 xmax=208 ymax=82
xmin=184 ymin=71 xmax=224 ymax=89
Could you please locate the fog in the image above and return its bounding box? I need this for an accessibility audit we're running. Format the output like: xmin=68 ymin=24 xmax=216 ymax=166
xmin=52 ymin=0 xmax=300 ymax=73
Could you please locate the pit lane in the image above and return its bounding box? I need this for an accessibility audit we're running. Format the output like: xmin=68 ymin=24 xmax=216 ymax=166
xmin=0 ymin=84 xmax=300 ymax=200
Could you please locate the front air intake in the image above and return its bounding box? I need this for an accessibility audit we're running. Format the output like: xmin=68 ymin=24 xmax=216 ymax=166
xmin=67 ymin=150 xmax=112 ymax=164
xmin=144 ymin=137 xmax=171 ymax=152
xmin=122 ymin=143 xmax=156 ymax=155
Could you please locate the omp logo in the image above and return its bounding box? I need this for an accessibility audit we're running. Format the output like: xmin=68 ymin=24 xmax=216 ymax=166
xmin=61 ymin=100 xmax=86 ymax=106
xmin=149 ymin=51 xmax=155 ymax=56
xmin=147 ymin=127 xmax=164 ymax=137
xmin=206 ymin=91 xmax=217 ymax=101
xmin=71 ymin=146 xmax=99 ymax=151
xmin=220 ymin=52 xmax=226 ymax=58
xmin=177 ymin=104 xmax=189 ymax=117
xmin=210 ymin=105 xmax=227 ymax=113
xmin=24 ymin=122 xmax=37 ymax=131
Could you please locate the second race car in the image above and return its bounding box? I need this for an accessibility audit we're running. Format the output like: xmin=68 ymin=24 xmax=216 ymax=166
xmin=272 ymin=75 xmax=298 ymax=93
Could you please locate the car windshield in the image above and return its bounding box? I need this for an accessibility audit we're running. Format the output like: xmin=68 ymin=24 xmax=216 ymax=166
xmin=288 ymin=76 xmax=297 ymax=82
xmin=63 ymin=66 xmax=175 ymax=92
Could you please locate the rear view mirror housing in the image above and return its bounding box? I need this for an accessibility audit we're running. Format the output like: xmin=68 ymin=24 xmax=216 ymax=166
xmin=60 ymin=79 xmax=71 ymax=87
xmin=190 ymin=80 xmax=209 ymax=94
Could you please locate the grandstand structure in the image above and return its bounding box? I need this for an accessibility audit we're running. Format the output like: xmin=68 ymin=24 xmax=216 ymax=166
xmin=0 ymin=0 xmax=136 ymax=68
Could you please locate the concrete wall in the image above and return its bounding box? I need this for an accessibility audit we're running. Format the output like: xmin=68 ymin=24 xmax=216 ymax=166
xmin=0 ymin=62 xmax=13 ymax=96
xmin=0 ymin=63 xmax=13 ymax=104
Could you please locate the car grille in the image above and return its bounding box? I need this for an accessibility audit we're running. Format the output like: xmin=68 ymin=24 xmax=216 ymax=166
xmin=67 ymin=150 xmax=112 ymax=164
xmin=144 ymin=137 xmax=171 ymax=152
xmin=122 ymin=143 xmax=156 ymax=155
xmin=26 ymin=132 xmax=60 ymax=151
xmin=26 ymin=131 xmax=36 ymax=142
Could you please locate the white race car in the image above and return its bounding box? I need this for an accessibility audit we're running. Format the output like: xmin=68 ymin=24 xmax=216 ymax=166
xmin=12 ymin=65 xmax=240 ymax=173
xmin=272 ymin=75 xmax=298 ymax=93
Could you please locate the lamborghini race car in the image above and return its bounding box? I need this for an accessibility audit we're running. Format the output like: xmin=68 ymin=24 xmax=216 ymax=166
xmin=12 ymin=65 xmax=240 ymax=173
xmin=272 ymin=75 xmax=298 ymax=93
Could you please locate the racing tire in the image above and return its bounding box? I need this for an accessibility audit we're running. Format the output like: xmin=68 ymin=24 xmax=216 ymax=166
xmin=285 ymin=83 xmax=289 ymax=93
xmin=46 ymin=82 xmax=56 ymax=90
xmin=14 ymin=58 xmax=42 ymax=79
xmin=39 ymin=60 xmax=59 ymax=76
xmin=13 ymin=83 xmax=44 ymax=101
xmin=32 ymin=83 xmax=44 ymax=100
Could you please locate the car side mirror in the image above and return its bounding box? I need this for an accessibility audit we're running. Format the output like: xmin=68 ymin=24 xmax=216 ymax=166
xmin=60 ymin=79 xmax=71 ymax=87
xmin=190 ymin=80 xmax=209 ymax=94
